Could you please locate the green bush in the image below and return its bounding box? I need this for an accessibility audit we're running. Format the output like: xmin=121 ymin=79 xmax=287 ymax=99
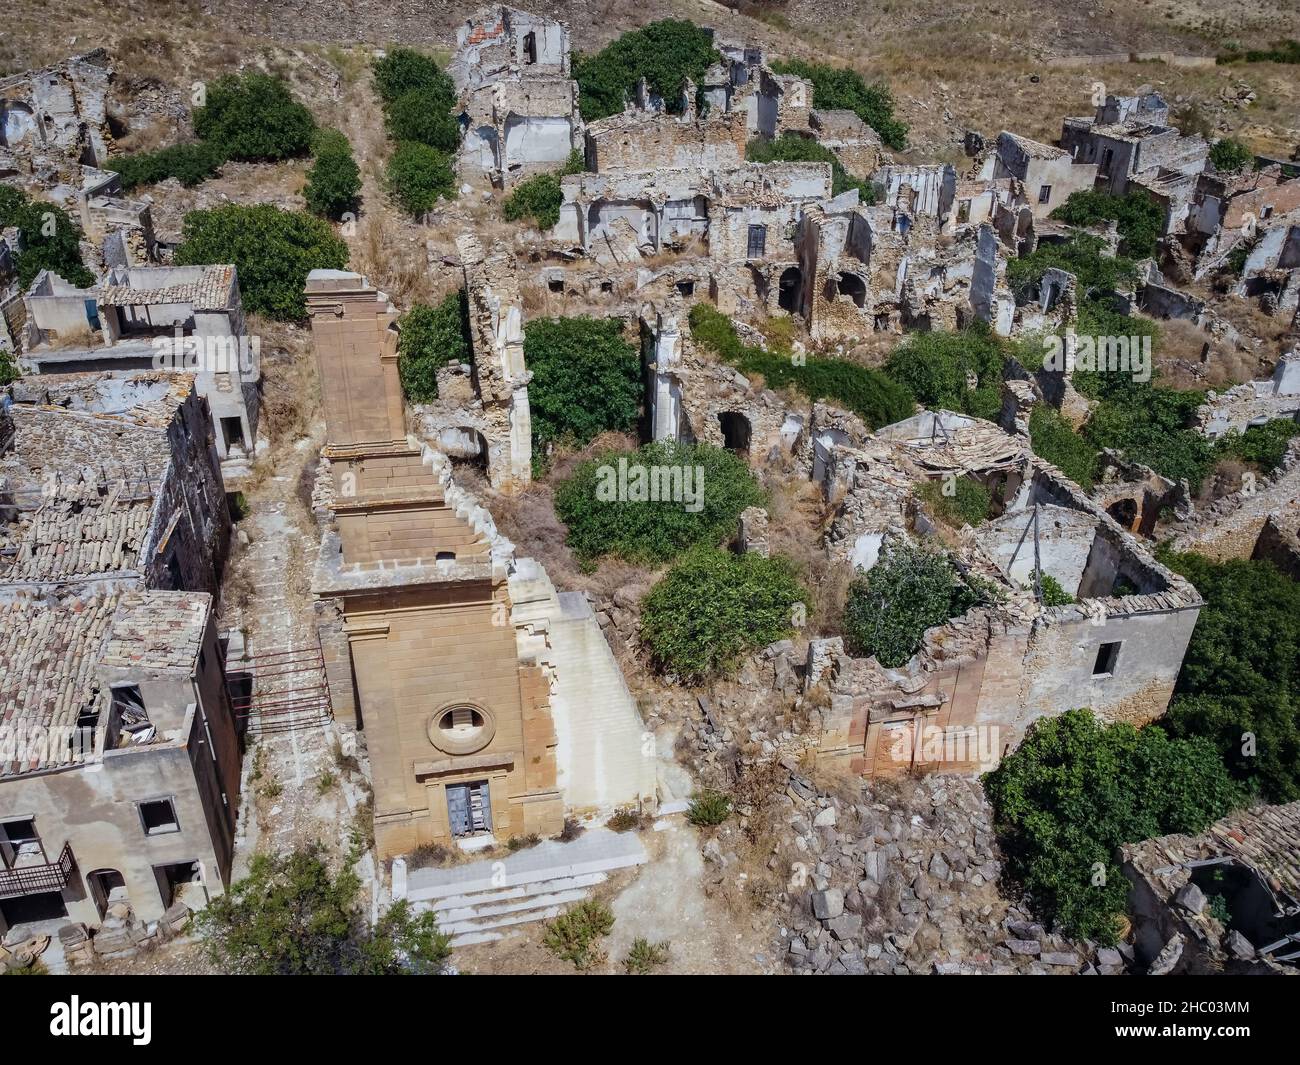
xmin=624 ymin=938 xmax=671 ymax=974
xmin=503 ymin=172 xmax=563 ymax=229
xmin=1078 ymin=376 xmax=1215 ymax=487
xmin=385 ymin=88 xmax=462 ymax=152
xmin=745 ymin=134 xmax=876 ymax=202
xmin=397 ymin=290 xmax=471 ymax=403
xmin=524 ymin=316 xmax=641 ymax=449
xmin=1217 ymin=39 xmax=1300 ymax=65
xmin=0 ymin=349 xmax=17 ymax=388
xmin=372 ymin=48 xmax=455 ymax=107
xmin=386 ymin=140 xmax=455 ymax=216
xmin=1028 ymin=405 xmax=1097 ymax=489
xmin=769 ymin=58 xmax=907 ymax=150
xmin=685 ymin=787 xmax=733 ymax=826
xmin=1216 ymin=417 xmax=1300 ymax=472
xmin=0 ymin=186 xmax=93 ymax=289
xmin=1006 ymin=234 xmax=1138 ymax=301
xmin=883 ymin=325 xmax=1006 ymax=416
xmin=573 ymin=19 xmax=718 ymax=122
xmin=1038 ymin=574 xmax=1075 ymax=605
xmin=1050 ymin=189 xmax=1165 ymax=259
xmin=555 ymin=441 xmax=764 ymax=565
xmin=303 ymin=130 xmax=362 ymax=219
xmin=984 ymin=709 xmax=1242 ymax=943
xmin=640 ymin=547 xmax=806 ymax=681
xmin=1208 ymin=137 xmax=1253 ymax=174
xmin=193 ymin=72 xmax=316 ymax=161
xmin=916 ymin=476 xmax=992 ymax=528
xmin=174 ymin=204 xmax=349 ymax=320
xmin=542 ymin=899 xmax=614 ymax=969
xmin=1159 ymin=549 xmax=1300 ymax=803
xmin=197 ymin=844 xmax=451 ymax=974
xmin=688 ymin=304 xmax=913 ymax=428
xmin=108 ymin=140 xmax=226 ymax=190
xmin=843 ymin=540 xmax=993 ymax=667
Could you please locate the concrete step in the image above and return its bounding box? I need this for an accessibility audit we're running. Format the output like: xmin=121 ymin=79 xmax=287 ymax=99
xmin=424 ymin=871 xmax=608 ymax=913
xmin=438 ymin=886 xmax=591 ymax=925
xmin=443 ymin=902 xmax=572 ymax=941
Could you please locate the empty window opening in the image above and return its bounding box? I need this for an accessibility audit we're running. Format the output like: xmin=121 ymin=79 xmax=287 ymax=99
xmin=435 ymin=551 xmax=456 ymax=562
xmin=139 ymin=797 xmax=180 ymax=836
xmin=675 ymin=280 xmax=695 ymax=297
xmin=522 ymin=31 xmax=537 ymax=65
xmin=718 ymin=411 xmax=752 ymax=453
xmin=111 ymin=685 xmax=153 ymax=745
xmin=1038 ymin=185 xmax=1052 ymax=205
xmin=747 ymin=224 xmax=767 ymax=258
xmin=600 ymin=280 xmax=614 ymax=293
xmin=957 ymin=199 xmax=971 ymax=224
xmin=0 ymin=818 xmax=43 ymax=868
xmin=447 ymin=780 xmax=492 ymax=837
xmin=1092 ymin=641 xmax=1121 ymax=677
xmin=836 ymin=272 xmax=867 ymax=308
xmin=778 ymin=266 xmax=803 ymax=313
xmin=547 ymin=277 xmax=564 ymax=293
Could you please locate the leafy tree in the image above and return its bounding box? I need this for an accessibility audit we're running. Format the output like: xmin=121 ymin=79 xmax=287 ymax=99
xmin=555 ymin=440 xmax=764 ymax=565
xmin=193 ymin=72 xmax=316 ymax=161
xmin=883 ymin=325 xmax=1006 ymax=417
xmin=843 ymin=540 xmax=994 ymax=666
xmin=174 ymin=204 xmax=349 ymax=320
xmin=0 ymin=186 xmax=93 ymax=289
xmin=524 ymin=316 xmax=641 ymax=449
xmin=303 ymin=130 xmax=362 ymax=219
xmin=745 ymin=134 xmax=876 ymax=202
xmin=916 ymin=475 xmax=992 ymax=528
xmin=984 ymin=709 xmax=1242 ymax=943
xmin=198 ymin=844 xmax=450 ymax=974
xmin=1079 ymin=378 xmax=1214 ymax=486
xmin=385 ymin=88 xmax=461 ymax=152
xmin=108 ymin=141 xmax=226 ymax=190
xmin=1050 ymin=189 xmax=1165 ymax=259
xmin=372 ymin=48 xmax=455 ymax=108
xmin=769 ymin=58 xmax=907 ymax=150
xmin=397 ymin=290 xmax=471 ymax=402
xmin=640 ymin=546 xmax=806 ymax=681
xmin=1028 ymin=405 xmax=1096 ymax=489
xmin=1006 ymin=234 xmax=1139 ymax=300
xmin=1159 ymin=550 xmax=1300 ymax=802
xmin=386 ymin=141 xmax=455 ymax=216
xmin=688 ymin=304 xmax=913 ymax=428
xmin=1208 ymin=137 xmax=1253 ymax=174
xmin=573 ymin=20 xmax=718 ymax=122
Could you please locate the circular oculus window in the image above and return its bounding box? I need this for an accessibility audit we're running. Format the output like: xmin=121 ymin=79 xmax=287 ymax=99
xmin=428 ymin=702 xmax=495 ymax=755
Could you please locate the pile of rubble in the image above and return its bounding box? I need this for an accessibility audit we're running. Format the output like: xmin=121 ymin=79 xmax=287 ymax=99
xmin=60 ymin=900 xmax=195 ymax=967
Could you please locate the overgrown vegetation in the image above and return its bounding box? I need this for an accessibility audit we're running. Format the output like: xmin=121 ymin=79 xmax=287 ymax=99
xmin=523 ymin=316 xmax=641 ymax=451
xmin=175 ymin=203 xmax=349 ymax=320
xmin=1006 ymin=233 xmax=1139 ymax=301
xmin=689 ymin=304 xmax=913 ymax=428
xmin=1038 ymin=574 xmax=1075 ymax=606
xmin=502 ymin=150 xmax=584 ymax=229
xmin=198 ymin=844 xmax=451 ymax=974
xmin=397 ymin=289 xmax=471 ymax=403
xmin=0 ymin=186 xmax=93 ymax=288
xmin=573 ymin=19 xmax=718 ymax=122
xmin=542 ymin=899 xmax=614 ymax=969
xmin=769 ymin=59 xmax=907 ymax=150
xmin=843 ymin=540 xmax=995 ymax=667
xmin=303 ymin=130 xmax=362 ymax=220
xmin=686 ymin=787 xmax=733 ymax=827
xmin=916 ymin=476 xmax=993 ymax=529
xmin=1029 ymin=405 xmax=1097 ymax=489
xmin=640 ymin=547 xmax=805 ymax=681
xmin=984 ymin=709 xmax=1242 ymax=943
xmin=745 ymin=134 xmax=876 ymax=202
xmin=1050 ymin=189 xmax=1165 ymax=259
xmin=1159 ymin=550 xmax=1300 ymax=803
xmin=1215 ymin=417 xmax=1300 ymax=473
xmin=1217 ymin=39 xmax=1300 ymax=65
xmin=1207 ymin=137 xmax=1253 ymax=175
xmin=554 ymin=441 xmax=764 ymax=565
xmin=883 ymin=325 xmax=1006 ymax=420
xmin=108 ymin=140 xmax=226 ymax=190
xmin=624 ymin=938 xmax=671 ymax=974
xmin=374 ymin=49 xmax=458 ymax=215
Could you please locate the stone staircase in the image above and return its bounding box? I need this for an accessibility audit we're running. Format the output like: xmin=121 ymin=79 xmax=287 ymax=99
xmin=401 ymin=829 xmax=648 ymax=946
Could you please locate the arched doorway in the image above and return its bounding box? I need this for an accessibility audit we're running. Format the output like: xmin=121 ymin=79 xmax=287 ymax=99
xmin=438 ymin=426 xmax=489 ymax=470
xmin=1107 ymin=497 xmax=1139 ymax=531
xmin=718 ymin=411 xmax=752 ymax=454
xmin=836 ymin=272 xmax=867 ymax=308
xmin=87 ymin=868 xmax=127 ymax=920
xmin=778 ymin=266 xmax=803 ymax=314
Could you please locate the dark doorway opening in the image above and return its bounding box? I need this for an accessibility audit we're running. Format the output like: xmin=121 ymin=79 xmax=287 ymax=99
xmin=778 ymin=267 xmax=803 ymax=314
xmin=718 ymin=411 xmax=752 ymax=454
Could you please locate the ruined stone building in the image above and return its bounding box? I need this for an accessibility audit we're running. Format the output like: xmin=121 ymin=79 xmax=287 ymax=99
xmin=985 ymin=132 xmax=1098 ymax=220
xmin=18 ymin=264 xmax=261 ymax=481
xmin=0 ymin=51 xmax=113 ymax=177
xmin=305 ymin=270 xmax=652 ymax=859
xmin=452 ymin=6 xmax=581 ymax=187
xmin=0 ymin=371 xmax=239 ymax=937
